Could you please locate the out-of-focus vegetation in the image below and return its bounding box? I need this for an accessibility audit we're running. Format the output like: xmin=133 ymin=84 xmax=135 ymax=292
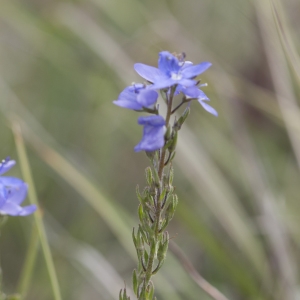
xmin=0 ymin=0 xmax=300 ymax=299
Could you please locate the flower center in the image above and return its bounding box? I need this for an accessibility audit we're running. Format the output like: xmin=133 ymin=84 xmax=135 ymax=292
xmin=171 ymin=72 xmax=182 ymax=80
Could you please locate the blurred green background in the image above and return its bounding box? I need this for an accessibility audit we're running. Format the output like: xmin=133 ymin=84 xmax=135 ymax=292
xmin=0 ymin=0 xmax=300 ymax=299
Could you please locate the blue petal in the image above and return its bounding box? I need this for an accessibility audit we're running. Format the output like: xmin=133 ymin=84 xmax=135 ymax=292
xmin=0 ymin=176 xmax=24 ymax=187
xmin=117 ymin=86 xmax=139 ymax=102
xmin=134 ymin=63 xmax=162 ymax=82
xmin=158 ymin=51 xmax=181 ymax=76
xmin=198 ymin=99 xmax=218 ymax=116
xmin=134 ymin=126 xmax=166 ymax=152
xmin=0 ymin=182 xmax=7 ymax=207
xmin=177 ymin=78 xmax=197 ymax=88
xmin=178 ymin=85 xmax=200 ymax=98
xmin=181 ymin=61 xmax=193 ymax=69
xmin=6 ymin=182 xmax=28 ymax=205
xmin=150 ymin=78 xmax=179 ymax=90
xmin=0 ymin=201 xmax=23 ymax=216
xmin=197 ymin=89 xmax=210 ymax=101
xmin=182 ymin=62 xmax=212 ymax=78
xmin=113 ymin=100 xmax=142 ymax=110
xmin=137 ymin=90 xmax=158 ymax=107
xmin=137 ymin=115 xmax=165 ymax=126
xmin=152 ymin=78 xmax=196 ymax=94
xmin=0 ymin=159 xmax=15 ymax=176
xmin=135 ymin=115 xmax=166 ymax=152
xmin=18 ymin=204 xmax=37 ymax=216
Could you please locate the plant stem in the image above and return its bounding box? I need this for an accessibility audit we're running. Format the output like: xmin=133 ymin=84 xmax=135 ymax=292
xmin=140 ymin=88 xmax=175 ymax=299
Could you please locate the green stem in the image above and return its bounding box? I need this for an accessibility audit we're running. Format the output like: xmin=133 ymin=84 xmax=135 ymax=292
xmin=12 ymin=121 xmax=62 ymax=300
xmin=140 ymin=87 xmax=175 ymax=299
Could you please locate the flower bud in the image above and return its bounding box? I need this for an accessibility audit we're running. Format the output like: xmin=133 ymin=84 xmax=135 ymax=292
xmin=168 ymin=131 xmax=177 ymax=153
xmin=138 ymin=204 xmax=144 ymax=223
xmin=132 ymin=269 xmax=138 ymax=295
xmin=157 ymin=232 xmax=169 ymax=263
xmin=145 ymin=282 xmax=154 ymax=300
xmin=145 ymin=167 xmax=153 ymax=186
xmin=175 ymin=107 xmax=190 ymax=130
xmin=165 ymin=194 xmax=178 ymax=221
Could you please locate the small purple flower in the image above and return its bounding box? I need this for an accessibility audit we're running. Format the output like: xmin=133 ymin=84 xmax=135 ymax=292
xmin=134 ymin=115 xmax=166 ymax=152
xmin=0 ymin=157 xmax=36 ymax=217
xmin=134 ymin=51 xmax=212 ymax=90
xmin=113 ymin=83 xmax=158 ymax=110
xmin=176 ymin=85 xmax=218 ymax=117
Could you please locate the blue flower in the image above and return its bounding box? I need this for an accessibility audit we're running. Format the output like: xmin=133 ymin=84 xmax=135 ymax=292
xmin=134 ymin=51 xmax=212 ymax=90
xmin=176 ymin=85 xmax=218 ymax=117
xmin=113 ymin=83 xmax=158 ymax=110
xmin=0 ymin=157 xmax=36 ymax=216
xmin=134 ymin=116 xmax=166 ymax=152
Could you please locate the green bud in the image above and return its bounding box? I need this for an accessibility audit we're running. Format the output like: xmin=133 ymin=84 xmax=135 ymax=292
xmin=138 ymin=204 xmax=144 ymax=223
xmin=119 ymin=288 xmax=130 ymax=300
xmin=148 ymin=195 xmax=155 ymax=206
xmin=136 ymin=228 xmax=144 ymax=251
xmin=165 ymin=125 xmax=171 ymax=141
xmin=168 ymin=167 xmax=174 ymax=186
xmin=173 ymin=194 xmax=178 ymax=208
xmin=144 ymin=249 xmax=149 ymax=265
xmin=146 ymin=150 xmax=156 ymax=161
xmin=170 ymin=151 xmax=176 ymax=162
xmin=132 ymin=228 xmax=137 ymax=248
xmin=164 ymin=138 xmax=174 ymax=150
xmin=152 ymin=167 xmax=160 ymax=186
xmin=176 ymin=107 xmax=190 ymax=130
xmin=157 ymin=232 xmax=169 ymax=263
xmin=145 ymin=282 xmax=154 ymax=300
xmin=141 ymin=217 xmax=153 ymax=234
xmin=132 ymin=269 xmax=138 ymax=295
xmin=159 ymin=188 xmax=167 ymax=202
xmin=138 ymin=224 xmax=148 ymax=244
xmin=145 ymin=167 xmax=153 ymax=186
xmin=136 ymin=185 xmax=144 ymax=204
xmin=168 ymin=131 xmax=178 ymax=153
xmin=165 ymin=194 xmax=178 ymax=221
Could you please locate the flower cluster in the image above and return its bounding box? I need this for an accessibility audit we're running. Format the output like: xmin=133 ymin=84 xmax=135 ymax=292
xmin=113 ymin=51 xmax=217 ymax=152
xmin=0 ymin=157 xmax=36 ymax=217
xmin=115 ymin=52 xmax=217 ymax=300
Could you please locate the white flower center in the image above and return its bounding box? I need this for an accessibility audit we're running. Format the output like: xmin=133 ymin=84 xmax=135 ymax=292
xmin=171 ymin=72 xmax=182 ymax=80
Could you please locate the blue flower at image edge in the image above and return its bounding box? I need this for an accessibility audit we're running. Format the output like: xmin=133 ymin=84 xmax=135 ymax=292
xmin=0 ymin=158 xmax=36 ymax=216
xmin=134 ymin=51 xmax=212 ymax=90
xmin=113 ymin=83 xmax=158 ymax=110
xmin=134 ymin=115 xmax=166 ymax=152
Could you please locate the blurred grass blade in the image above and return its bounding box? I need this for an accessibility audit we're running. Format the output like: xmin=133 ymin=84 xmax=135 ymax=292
xmin=17 ymin=225 xmax=39 ymax=297
xmin=176 ymin=125 xmax=271 ymax=283
xmin=254 ymin=0 xmax=299 ymax=298
xmin=45 ymin=214 xmax=131 ymax=299
xmin=255 ymin=0 xmax=300 ymax=169
xmin=270 ymin=0 xmax=300 ymax=83
xmin=12 ymin=122 xmax=62 ymax=300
